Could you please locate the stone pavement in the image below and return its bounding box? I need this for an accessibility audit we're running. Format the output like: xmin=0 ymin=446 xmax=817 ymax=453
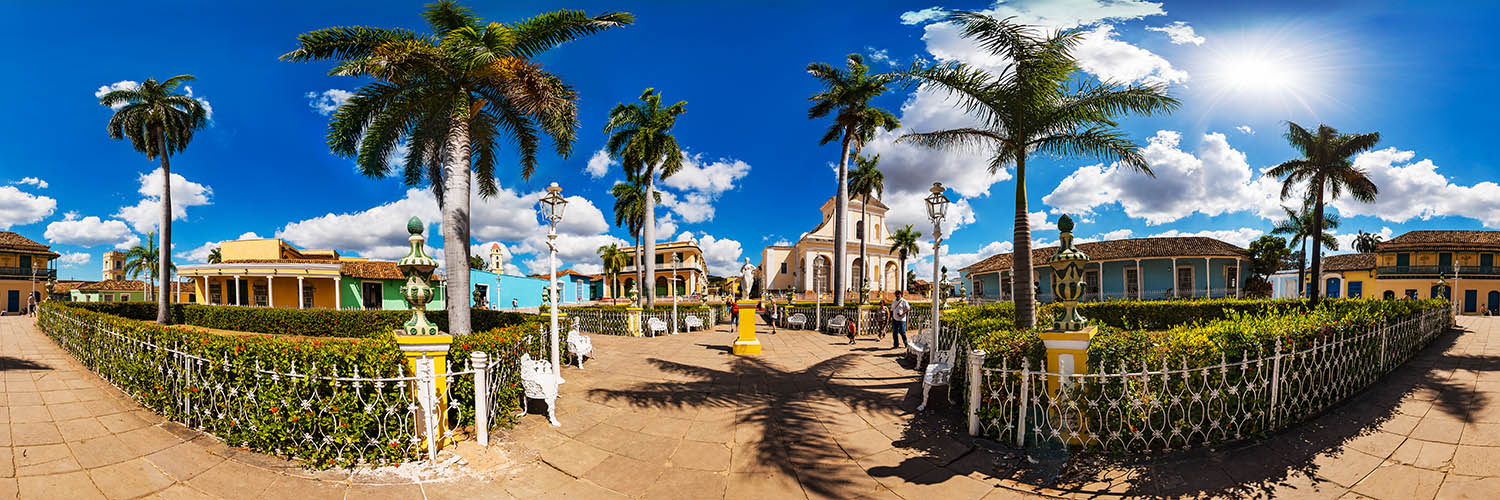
xmin=4 ymin=312 xmax=1500 ymax=499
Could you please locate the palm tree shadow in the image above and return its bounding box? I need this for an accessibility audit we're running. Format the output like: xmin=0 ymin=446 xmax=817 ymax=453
xmin=0 ymin=356 xmax=50 ymax=371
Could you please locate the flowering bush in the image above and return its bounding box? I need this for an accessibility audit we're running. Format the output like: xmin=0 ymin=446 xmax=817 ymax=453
xmin=62 ymin=302 xmax=534 ymax=338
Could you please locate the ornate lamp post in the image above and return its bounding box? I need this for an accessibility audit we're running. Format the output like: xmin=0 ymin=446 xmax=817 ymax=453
xmin=539 ymin=182 xmax=568 ymax=380
xmin=672 ymin=253 xmax=682 ymax=335
xmin=925 ymin=182 xmax=949 ymax=337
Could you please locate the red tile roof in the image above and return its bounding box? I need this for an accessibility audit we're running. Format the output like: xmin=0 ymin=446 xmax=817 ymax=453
xmin=0 ymin=232 xmax=59 ymax=257
xmin=1320 ymin=253 xmax=1376 ymax=271
xmin=339 ymin=260 xmax=441 ymax=281
xmin=961 ymin=237 xmax=1248 ymax=275
xmin=1377 ymin=230 xmax=1500 ymax=252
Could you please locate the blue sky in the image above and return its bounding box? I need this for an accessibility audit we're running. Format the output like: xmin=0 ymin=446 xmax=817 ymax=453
xmin=3 ymin=0 xmax=1498 ymax=282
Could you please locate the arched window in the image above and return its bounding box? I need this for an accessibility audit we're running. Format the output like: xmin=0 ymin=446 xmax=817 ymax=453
xmin=1383 ymin=290 xmax=1396 ymax=300
xmin=851 ymin=257 xmax=864 ymax=289
xmin=884 ymin=262 xmax=898 ymax=291
xmin=656 ymin=276 xmax=669 ymax=297
xmin=855 ymin=220 xmax=864 ymax=239
xmin=813 ymin=255 xmax=831 ymax=293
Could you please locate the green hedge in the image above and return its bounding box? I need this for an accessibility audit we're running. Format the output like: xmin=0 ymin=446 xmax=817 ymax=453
xmin=63 ymin=302 xmax=537 ymax=338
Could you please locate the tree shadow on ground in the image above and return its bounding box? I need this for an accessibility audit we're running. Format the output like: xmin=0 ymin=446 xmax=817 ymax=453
xmin=0 ymin=356 xmax=50 ymax=371
xmin=988 ymin=323 xmax=1492 ymax=499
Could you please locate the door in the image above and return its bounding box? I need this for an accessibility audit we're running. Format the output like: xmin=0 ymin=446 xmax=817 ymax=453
xmin=1084 ymin=269 xmax=1100 ymax=300
xmin=1490 ymin=291 xmax=1499 ymax=314
xmin=1439 ymin=253 xmax=1453 ymax=272
xmin=1464 ymin=289 xmax=1477 ymax=313
xmin=18 ymin=255 xmax=31 ymax=272
xmin=361 ymin=282 xmax=383 ymax=310
xmin=1325 ymin=278 xmax=1341 ymax=298
xmin=1397 ymin=253 xmax=1411 ymax=269
xmin=1176 ymin=267 xmax=1193 ymax=297
xmin=1125 ymin=268 xmax=1139 ymax=298
xmin=1483 ymin=254 xmax=1495 ymax=273
xmin=5 ymin=290 xmax=17 ymax=313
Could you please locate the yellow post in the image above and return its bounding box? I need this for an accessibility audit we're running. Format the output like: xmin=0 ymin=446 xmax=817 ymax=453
xmin=857 ymin=304 xmax=875 ymax=336
xmin=626 ymin=306 xmax=643 ymax=337
xmin=732 ymin=299 xmax=761 ymax=355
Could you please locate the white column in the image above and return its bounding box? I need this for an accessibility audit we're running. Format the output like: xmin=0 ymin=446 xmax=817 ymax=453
xmin=233 ymin=275 xmax=241 ymax=306
xmin=1135 ymin=259 xmax=1142 ymax=300
xmin=297 ymin=276 xmax=306 ymax=309
xmin=334 ymin=277 xmax=342 ymax=310
xmin=267 ymin=276 xmax=274 ymax=307
xmin=1206 ymin=257 xmax=1212 ymax=298
xmin=1170 ymin=259 xmax=1177 ymax=298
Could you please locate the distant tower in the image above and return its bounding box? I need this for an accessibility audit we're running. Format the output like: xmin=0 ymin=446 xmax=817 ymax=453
xmin=102 ymin=251 xmax=126 ymax=281
xmin=488 ymin=243 xmax=505 ymax=273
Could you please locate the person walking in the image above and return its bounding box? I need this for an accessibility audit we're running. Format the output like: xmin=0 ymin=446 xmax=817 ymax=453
xmin=890 ymin=291 xmax=910 ymax=349
xmin=730 ymin=300 xmax=739 ymax=331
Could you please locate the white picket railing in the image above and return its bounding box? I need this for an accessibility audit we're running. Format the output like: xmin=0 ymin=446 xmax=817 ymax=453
xmin=966 ymin=307 xmax=1452 ymax=453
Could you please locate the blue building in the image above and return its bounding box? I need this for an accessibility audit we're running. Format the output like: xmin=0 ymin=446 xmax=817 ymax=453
xmin=959 ymin=237 xmax=1252 ymax=302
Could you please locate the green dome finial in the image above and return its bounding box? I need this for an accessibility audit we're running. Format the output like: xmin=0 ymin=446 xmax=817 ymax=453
xmin=1058 ymin=214 xmax=1074 ymax=233
xmin=407 ymin=216 xmax=423 ymax=235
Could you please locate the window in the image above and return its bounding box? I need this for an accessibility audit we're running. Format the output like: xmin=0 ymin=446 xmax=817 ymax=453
xmin=973 ymin=279 xmax=985 ymax=297
xmin=1125 ymin=268 xmax=1140 ymax=297
xmin=252 ymin=284 xmax=268 ymax=306
xmin=1225 ymin=266 xmax=1239 ymax=291
xmin=1405 ymin=289 xmax=1418 ymax=299
xmin=779 ymin=262 xmax=787 ymax=274
xmin=655 ymin=254 xmax=664 ymax=264
xmin=1348 ymin=281 xmax=1362 ymax=298
xmin=188 ymin=294 xmax=196 ymax=303
xmin=209 ymin=283 xmax=222 ymax=305
xmin=103 ymin=294 xmax=114 ymax=302
xmin=1383 ymin=290 xmax=1395 ymax=300
xmin=1397 ymin=253 xmax=1411 ymax=268
xmin=1176 ymin=266 xmax=1194 ymax=297
xmin=1439 ymin=253 xmax=1454 ymax=271
xmin=362 ymin=282 xmax=383 ymax=310
xmin=855 ymin=220 xmax=864 ymax=239
xmin=303 ymin=285 xmax=315 ymax=309
xmin=474 ymin=284 xmax=488 ymax=308
xmin=1084 ymin=270 xmax=1099 ymax=298
xmin=1000 ymin=274 xmax=1013 ymax=300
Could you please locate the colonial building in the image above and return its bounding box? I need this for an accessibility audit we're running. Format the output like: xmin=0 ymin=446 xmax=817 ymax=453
xmin=178 ymin=238 xmax=445 ymax=310
xmin=1371 ymin=230 xmax=1499 ymax=314
xmin=759 ymin=195 xmax=906 ymax=299
xmin=0 ymin=232 xmax=57 ymax=313
xmin=1312 ymin=253 xmax=1376 ymax=299
xmin=72 ymin=280 xmax=194 ymax=303
xmin=604 ymin=240 xmax=707 ymax=298
xmin=960 ymin=237 xmax=1252 ymax=302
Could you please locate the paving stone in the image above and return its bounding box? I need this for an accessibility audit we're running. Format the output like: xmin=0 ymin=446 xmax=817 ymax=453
xmin=258 ymin=475 xmax=348 ymax=500
xmin=9 ymin=422 xmax=61 ymax=446
xmin=13 ymin=443 xmax=81 ymax=476
xmin=144 ymin=442 xmax=225 ymax=481
xmin=117 ymin=425 xmax=183 ymax=455
xmin=1352 ymin=461 xmax=1446 ymax=500
xmin=641 ymin=467 xmax=728 ymax=500
xmin=1410 ymin=418 xmax=1466 ymax=444
xmin=17 ymin=470 xmax=105 ymax=500
xmin=346 ymin=482 xmax=422 ymax=500
xmin=69 ymin=433 xmax=136 ymax=469
xmin=186 ymin=460 xmax=278 ymax=500
xmin=1312 ymin=450 xmax=1385 ymax=487
xmin=797 ymin=461 xmax=884 ymax=500
xmin=57 ymin=417 xmax=111 ymax=442
xmin=671 ymin=440 xmax=731 ymax=471
xmin=1390 ymin=439 xmax=1457 ymax=470
xmin=583 ymin=454 xmax=667 ymax=497
xmin=1433 ymin=474 xmax=1500 ymax=500
xmin=539 ymin=439 xmax=612 ymax=477
xmin=727 ymin=471 xmax=806 ymax=500
xmin=1458 ymin=422 xmax=1500 ymax=446
xmin=1344 ymin=430 xmax=1407 ymax=459
xmin=1451 ymin=445 xmax=1500 ymax=476
xmin=88 ymin=457 xmax=175 ymax=499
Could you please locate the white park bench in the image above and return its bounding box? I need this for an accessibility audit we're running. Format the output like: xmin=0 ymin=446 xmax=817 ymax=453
xmin=566 ymin=325 xmax=593 ymax=369
xmin=787 ymin=313 xmax=808 ymax=329
xmin=519 ymin=353 xmax=561 ymax=426
xmin=646 ymin=317 xmax=669 ymax=337
xmin=916 ymin=331 xmax=958 ymax=411
xmin=906 ymin=326 xmax=932 ymax=366
xmin=683 ymin=315 xmax=704 ymax=332
xmin=826 ymin=315 xmax=849 ymax=335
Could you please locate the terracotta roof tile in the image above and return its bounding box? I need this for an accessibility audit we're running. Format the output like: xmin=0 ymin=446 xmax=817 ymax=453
xmin=0 ymin=232 xmax=59 ymax=257
xmin=961 ymin=237 xmax=1248 ymax=275
xmin=1320 ymin=253 xmax=1376 ymax=271
xmin=339 ymin=260 xmax=441 ymax=281
xmin=1377 ymin=230 xmax=1500 ymax=252
xmin=78 ymin=280 xmax=191 ymax=292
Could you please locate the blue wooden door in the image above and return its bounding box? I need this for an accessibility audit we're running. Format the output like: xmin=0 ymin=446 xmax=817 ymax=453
xmin=5 ymin=290 xmax=17 ymax=313
xmin=1490 ymin=291 xmax=1499 ymax=314
xmin=1464 ymin=289 xmax=1477 ymax=313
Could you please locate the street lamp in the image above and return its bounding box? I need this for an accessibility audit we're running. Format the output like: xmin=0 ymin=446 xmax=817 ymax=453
xmin=539 ymin=182 xmax=568 ymax=380
xmin=672 ymin=253 xmax=682 ymax=335
xmin=925 ymin=182 xmax=950 ymax=339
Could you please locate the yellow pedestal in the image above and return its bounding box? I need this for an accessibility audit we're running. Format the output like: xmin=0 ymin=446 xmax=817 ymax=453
xmin=1037 ymin=325 xmax=1097 ymax=445
xmin=626 ymin=307 xmax=643 ymax=337
xmin=395 ymin=333 xmax=454 ymax=450
xmin=732 ymin=299 xmax=761 ymax=355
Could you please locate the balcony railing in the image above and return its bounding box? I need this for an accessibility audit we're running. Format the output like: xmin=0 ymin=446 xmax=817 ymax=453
xmin=1378 ymin=265 xmax=1500 ymax=277
xmin=0 ymin=267 xmax=56 ymax=279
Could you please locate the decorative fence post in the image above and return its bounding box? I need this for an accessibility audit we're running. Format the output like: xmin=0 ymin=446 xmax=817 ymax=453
xmin=1269 ymin=338 xmax=1283 ymax=430
xmin=857 ymin=303 xmax=874 ymax=336
xmin=967 ymin=349 xmax=986 ymax=436
xmin=627 ymin=306 xmax=643 ymax=337
xmin=1017 ymin=358 xmax=1031 ymax=447
xmin=471 ymin=351 xmax=489 ymax=447
xmin=1037 ymin=215 xmax=1096 ymax=445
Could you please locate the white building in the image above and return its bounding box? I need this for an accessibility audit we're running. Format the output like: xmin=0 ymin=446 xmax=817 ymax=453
xmin=759 ymin=195 xmax=906 ymax=300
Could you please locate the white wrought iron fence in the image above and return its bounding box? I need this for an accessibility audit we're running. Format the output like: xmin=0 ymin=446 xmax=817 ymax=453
xmin=966 ymin=307 xmax=1451 ymax=453
xmin=562 ymin=308 xmax=722 ymax=336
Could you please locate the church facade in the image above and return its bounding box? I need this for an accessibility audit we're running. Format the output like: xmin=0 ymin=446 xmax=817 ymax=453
xmin=759 ymin=195 xmax=907 ymax=300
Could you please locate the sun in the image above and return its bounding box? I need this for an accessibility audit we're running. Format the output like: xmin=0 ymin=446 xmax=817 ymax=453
xmin=1191 ymin=27 xmax=1353 ymax=118
xmin=1215 ymin=51 xmax=1304 ymax=94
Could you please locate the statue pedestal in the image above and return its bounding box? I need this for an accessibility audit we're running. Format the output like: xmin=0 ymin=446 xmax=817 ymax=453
xmin=732 ymin=299 xmax=761 ymax=355
xmin=1038 ymin=325 xmax=1097 ymax=445
xmin=395 ymin=333 xmax=454 ymax=454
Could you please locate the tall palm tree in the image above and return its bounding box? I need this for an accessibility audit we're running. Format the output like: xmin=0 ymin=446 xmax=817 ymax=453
xmin=1354 ymin=230 xmax=1382 ymax=254
xmin=807 ymin=54 xmax=900 ymax=306
xmin=597 ymin=243 xmax=627 ymax=301
xmin=1271 ymin=205 xmax=1340 ymax=298
xmin=206 ymin=246 xmax=222 ymax=264
xmin=100 ymin=76 xmax=208 ymax=324
xmin=123 ymin=232 xmax=177 ymax=302
xmin=897 ymin=12 xmax=1178 ymax=328
xmin=1267 ymin=122 xmax=1380 ymax=305
xmin=848 ymin=154 xmax=885 ymax=301
xmin=603 ymin=88 xmax=686 ymax=307
xmin=283 ymin=2 xmax=631 ymax=334
xmin=888 ymin=224 xmax=922 ymax=293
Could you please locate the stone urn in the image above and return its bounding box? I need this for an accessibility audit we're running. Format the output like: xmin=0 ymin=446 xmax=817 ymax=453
xmin=1046 ymin=215 xmax=1090 ymax=332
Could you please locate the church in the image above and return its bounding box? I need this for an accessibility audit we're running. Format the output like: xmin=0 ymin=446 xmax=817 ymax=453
xmin=759 ymin=195 xmax=906 ymax=300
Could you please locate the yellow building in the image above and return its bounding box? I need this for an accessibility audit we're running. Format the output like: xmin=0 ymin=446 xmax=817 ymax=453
xmin=176 ymin=238 xmax=443 ymax=310
xmin=1311 ymin=253 xmax=1376 ymax=299
xmin=1370 ymin=230 xmax=1500 ymax=314
xmin=0 ymin=232 xmax=57 ymax=313
xmin=605 ymin=240 xmax=708 ymax=298
xmin=101 ymin=250 xmax=126 ymax=281
xmin=759 ymin=195 xmax=905 ymax=300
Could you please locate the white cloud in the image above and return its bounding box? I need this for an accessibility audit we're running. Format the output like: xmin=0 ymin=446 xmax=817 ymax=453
xmin=305 ymin=89 xmax=354 ymax=116
xmin=114 ymin=167 xmax=214 ymax=233
xmin=661 ymin=153 xmax=751 ymax=196
xmin=470 ymin=242 xmax=524 ymax=275
xmin=176 ymin=241 xmax=218 ymax=263
xmin=1329 ymin=227 xmax=1393 ymax=255
xmin=57 ymin=252 xmax=90 ymax=267
xmin=0 ymin=185 xmax=57 ymax=230
xmin=912 ymin=240 xmax=1013 ymax=280
xmin=13 ymin=177 xmax=47 ymax=189
xmin=1093 ymin=228 xmax=1135 ymax=241
xmin=1330 ymin=148 xmax=1500 ymax=228
xmin=238 ymin=231 xmax=261 ymax=240
xmin=867 ymin=47 xmax=897 ymax=66
xmin=900 ymin=7 xmax=946 ymax=25
xmin=1073 ymin=24 xmax=1189 ymax=86
xmin=1235 ymin=125 xmax=1254 ymax=135
xmin=1146 ymin=21 xmax=1205 ymax=45
xmin=1148 ymin=227 xmax=1262 ymax=248
xmin=183 ymin=86 xmax=214 ymax=121
xmin=96 ymin=80 xmax=213 ymax=120
xmin=584 ymin=149 xmax=616 ymax=179
xmin=676 ymin=231 xmax=746 ymax=276
xmin=655 ymin=213 xmax=680 ymax=238
xmin=1042 ymin=130 xmax=1282 ymax=225
xmin=44 ymin=215 xmax=136 ymax=248
xmin=1028 ymin=211 xmax=1058 ymax=232
xmin=276 ymin=188 xmax=441 ymax=260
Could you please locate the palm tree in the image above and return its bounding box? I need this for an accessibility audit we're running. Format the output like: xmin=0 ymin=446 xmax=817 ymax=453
xmin=597 ymin=243 xmax=628 ymax=302
xmin=1267 ymin=122 xmax=1380 ymax=305
xmin=1354 ymin=230 xmax=1382 ymax=254
xmin=468 ymin=255 xmax=486 ymax=270
xmin=603 ymin=88 xmax=686 ymax=307
xmin=100 ymin=76 xmax=208 ymax=324
xmin=848 ymin=154 xmax=885 ymax=301
xmin=888 ymin=224 xmax=922 ymax=293
xmin=1271 ymin=205 xmax=1341 ymax=298
xmin=206 ymin=247 xmax=222 ymax=264
xmin=283 ymin=2 xmax=631 ymax=334
xmin=123 ymin=232 xmax=177 ymax=302
xmin=897 ymin=12 xmax=1178 ymax=328
xmin=807 ymin=54 xmax=900 ymax=306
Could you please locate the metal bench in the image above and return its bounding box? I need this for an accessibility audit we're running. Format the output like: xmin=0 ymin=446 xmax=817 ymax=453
xmin=917 ymin=331 xmax=958 ymax=411
xmin=566 ymin=324 xmax=592 ymax=369
xmin=826 ymin=315 xmax=849 ymax=335
xmin=906 ymin=326 xmax=932 ymax=366
xmin=683 ymin=315 xmax=704 ymax=332
xmin=519 ymin=353 xmax=561 ymax=426
xmin=787 ymin=313 xmax=808 ymax=329
xmin=646 ymin=317 xmax=669 ymax=337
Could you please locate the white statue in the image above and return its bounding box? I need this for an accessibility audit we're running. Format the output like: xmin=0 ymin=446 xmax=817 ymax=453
xmin=740 ymin=258 xmax=756 ymax=300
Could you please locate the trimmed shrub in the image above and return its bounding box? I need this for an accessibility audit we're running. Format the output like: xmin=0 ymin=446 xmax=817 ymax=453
xmin=61 ymin=302 xmax=537 ymax=339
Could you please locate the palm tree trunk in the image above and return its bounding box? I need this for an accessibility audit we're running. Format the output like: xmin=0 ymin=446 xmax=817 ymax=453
xmin=859 ymin=193 xmax=869 ymax=303
xmin=899 ymin=254 xmax=907 ymax=292
xmin=442 ymin=111 xmax=474 ymax=335
xmin=1308 ymin=182 xmax=1326 ymax=306
xmin=156 ymin=128 xmax=172 ymax=325
xmin=643 ymin=174 xmax=657 ymax=308
xmin=1013 ymin=155 xmax=1036 ymax=329
xmin=833 ymin=134 xmax=851 ymax=306
xmin=1296 ymin=241 xmax=1307 ymax=298
xmin=633 ymin=234 xmax=642 ymax=305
